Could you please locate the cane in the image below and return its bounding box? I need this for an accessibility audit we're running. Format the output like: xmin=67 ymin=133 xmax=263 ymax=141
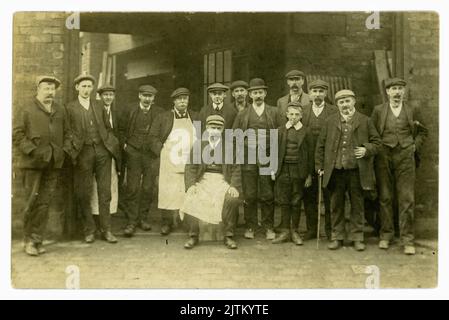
xmin=317 ymin=171 xmax=323 ymax=249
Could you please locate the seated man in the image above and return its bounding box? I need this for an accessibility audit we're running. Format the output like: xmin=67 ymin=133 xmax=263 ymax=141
xmin=181 ymin=115 xmax=242 ymax=249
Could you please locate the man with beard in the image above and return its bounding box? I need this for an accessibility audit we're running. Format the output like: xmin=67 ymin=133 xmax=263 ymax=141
xmin=277 ymin=70 xmax=310 ymax=125
xmin=66 ymin=74 xmax=120 ymax=244
xmin=302 ymin=79 xmax=338 ymax=240
xmin=315 ymin=90 xmax=380 ymax=251
xmin=232 ymin=78 xmax=282 ymax=240
xmin=200 ymin=83 xmax=237 ymax=130
xmin=149 ymin=88 xmax=199 ymax=236
xmin=230 ymin=80 xmax=251 ymax=113
xmin=181 ymin=115 xmax=242 ymax=249
xmin=13 ymin=76 xmax=72 ymax=255
xmin=119 ymin=85 xmax=163 ymax=237
xmin=371 ymin=78 xmax=428 ymax=255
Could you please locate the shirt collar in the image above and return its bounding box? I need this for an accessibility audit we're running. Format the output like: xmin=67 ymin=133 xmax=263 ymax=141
xmin=78 ymin=96 xmax=90 ymax=110
xmin=252 ymin=102 xmax=265 ymax=109
xmin=213 ymin=102 xmax=224 ymax=110
xmin=174 ymin=108 xmax=188 ymax=118
xmin=285 ymin=121 xmax=303 ymax=131
xmin=208 ymin=136 xmax=222 ymax=149
xmin=389 ymin=101 xmax=403 ymax=109
xmin=312 ymin=101 xmax=325 ymax=109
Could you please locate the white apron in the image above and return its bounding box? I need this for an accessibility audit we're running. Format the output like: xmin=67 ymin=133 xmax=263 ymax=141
xmin=91 ymin=107 xmax=119 ymax=215
xmin=180 ymin=173 xmax=230 ymax=224
xmin=158 ymin=114 xmax=196 ymax=210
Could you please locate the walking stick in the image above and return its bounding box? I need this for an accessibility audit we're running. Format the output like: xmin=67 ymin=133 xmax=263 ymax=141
xmin=317 ymin=172 xmax=323 ymax=249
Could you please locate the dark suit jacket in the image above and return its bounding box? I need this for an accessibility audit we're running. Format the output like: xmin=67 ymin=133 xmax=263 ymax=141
xmin=276 ymin=125 xmax=314 ymax=180
xmin=199 ymin=102 xmax=237 ymax=130
xmin=13 ymin=98 xmax=72 ymax=169
xmin=66 ymin=98 xmax=120 ymax=165
xmin=101 ymin=102 xmax=122 ymax=168
xmin=184 ymin=140 xmax=242 ymax=194
xmin=232 ymin=103 xmax=282 ymax=131
xmin=315 ymin=111 xmax=381 ymax=190
xmin=302 ymin=102 xmax=338 ymax=130
xmin=370 ymin=102 xmax=428 ymax=155
xmin=149 ymin=108 xmax=200 ymax=157
xmin=277 ymin=92 xmax=311 ymax=124
xmin=118 ymin=103 xmax=164 ymax=151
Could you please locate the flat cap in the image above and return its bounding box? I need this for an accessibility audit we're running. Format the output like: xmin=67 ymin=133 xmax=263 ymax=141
xmin=207 ymin=83 xmax=229 ymax=92
xmin=74 ymin=74 xmax=96 ymax=85
xmin=308 ymin=79 xmax=329 ymax=90
xmin=97 ymin=83 xmax=115 ymax=94
xmin=335 ymin=89 xmax=356 ymax=101
xmin=171 ymin=87 xmax=190 ymax=99
xmin=206 ymin=114 xmax=225 ymax=127
xmin=139 ymin=84 xmax=158 ymax=95
xmin=248 ymin=78 xmax=268 ymax=91
xmin=285 ymin=70 xmax=305 ymax=79
xmin=384 ymin=77 xmax=407 ymax=89
xmin=230 ymin=80 xmax=249 ymax=90
xmin=287 ymin=101 xmax=303 ymax=109
xmin=36 ymin=75 xmax=61 ymax=89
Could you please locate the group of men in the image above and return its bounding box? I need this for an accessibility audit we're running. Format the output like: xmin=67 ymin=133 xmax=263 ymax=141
xmin=13 ymin=68 xmax=427 ymax=256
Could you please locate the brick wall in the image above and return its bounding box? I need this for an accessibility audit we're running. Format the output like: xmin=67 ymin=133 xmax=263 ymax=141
xmin=405 ymin=12 xmax=439 ymax=223
xmin=12 ymin=12 xmax=68 ymax=238
xmin=285 ymin=12 xmax=393 ymax=115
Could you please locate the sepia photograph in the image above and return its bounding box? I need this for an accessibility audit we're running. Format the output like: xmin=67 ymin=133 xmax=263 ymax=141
xmin=10 ymin=10 xmax=439 ymax=290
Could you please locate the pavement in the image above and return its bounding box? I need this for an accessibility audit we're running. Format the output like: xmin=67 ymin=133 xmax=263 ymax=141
xmin=11 ymin=216 xmax=438 ymax=289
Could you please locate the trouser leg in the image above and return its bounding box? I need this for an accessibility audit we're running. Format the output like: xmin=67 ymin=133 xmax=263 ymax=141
xmin=347 ymin=170 xmax=364 ymax=242
xmin=376 ymin=147 xmax=395 ymax=241
xmin=328 ymin=170 xmax=347 ymax=241
xmin=94 ymin=144 xmax=112 ymax=233
xmin=73 ymin=146 xmax=96 ymax=236
xmin=242 ymin=165 xmax=258 ymax=230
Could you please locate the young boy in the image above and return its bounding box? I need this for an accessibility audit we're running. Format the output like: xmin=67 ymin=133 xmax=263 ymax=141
xmin=273 ymin=102 xmax=313 ymax=245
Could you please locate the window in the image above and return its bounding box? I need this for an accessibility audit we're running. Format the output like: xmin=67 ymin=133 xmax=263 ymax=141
xmin=203 ymin=49 xmax=232 ymax=105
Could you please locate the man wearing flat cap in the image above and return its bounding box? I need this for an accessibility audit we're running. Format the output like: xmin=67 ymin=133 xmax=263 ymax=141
xmin=232 ymin=78 xmax=282 ymax=240
xmin=371 ymin=78 xmax=428 ymax=255
xmin=199 ymin=83 xmax=237 ymax=130
xmin=13 ymin=76 xmax=73 ymax=255
xmin=277 ymin=70 xmax=310 ymax=124
xmin=302 ymin=79 xmax=338 ymax=241
xmin=149 ymin=88 xmax=199 ymax=236
xmin=230 ymin=80 xmax=251 ymax=113
xmin=66 ymin=74 xmax=120 ymax=244
xmin=118 ymin=84 xmax=163 ymax=237
xmin=316 ymin=90 xmax=381 ymax=251
xmin=89 ymin=84 xmax=122 ymax=232
xmin=181 ymin=115 xmax=242 ymax=249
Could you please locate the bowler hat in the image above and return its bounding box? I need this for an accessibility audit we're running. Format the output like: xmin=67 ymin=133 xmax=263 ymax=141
xmin=36 ymin=75 xmax=61 ymax=89
xmin=248 ymin=78 xmax=268 ymax=91
xmin=171 ymin=87 xmax=190 ymax=99
xmin=74 ymin=74 xmax=96 ymax=85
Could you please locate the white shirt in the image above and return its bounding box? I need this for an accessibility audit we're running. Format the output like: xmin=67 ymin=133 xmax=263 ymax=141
xmin=208 ymin=137 xmax=221 ymax=149
xmin=213 ymin=103 xmax=224 ymax=111
xmin=389 ymin=101 xmax=403 ymax=118
xmin=285 ymin=121 xmax=303 ymax=131
xmin=252 ymin=102 xmax=265 ymax=117
xmin=78 ymin=96 xmax=90 ymax=110
xmin=312 ymin=101 xmax=325 ymax=117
